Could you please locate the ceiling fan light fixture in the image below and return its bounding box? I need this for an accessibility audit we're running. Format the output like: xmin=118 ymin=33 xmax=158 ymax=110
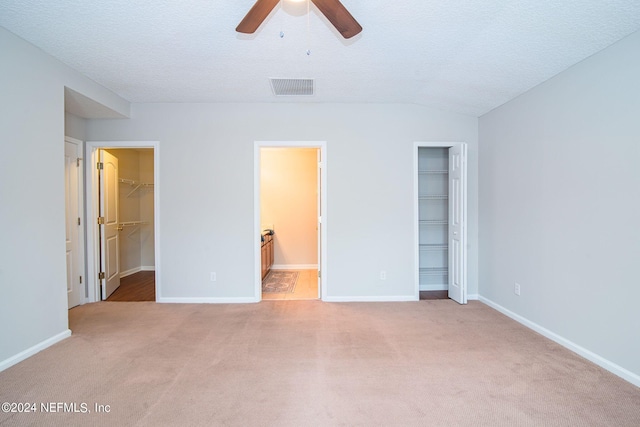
xmin=236 ymin=0 xmax=362 ymax=39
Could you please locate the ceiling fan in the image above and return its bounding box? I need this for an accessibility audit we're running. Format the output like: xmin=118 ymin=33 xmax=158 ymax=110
xmin=236 ymin=0 xmax=362 ymax=39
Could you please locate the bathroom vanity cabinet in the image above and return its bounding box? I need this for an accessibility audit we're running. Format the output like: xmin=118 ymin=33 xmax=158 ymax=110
xmin=261 ymin=233 xmax=274 ymax=279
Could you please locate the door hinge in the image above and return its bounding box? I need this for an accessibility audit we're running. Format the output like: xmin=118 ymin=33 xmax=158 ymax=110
xmin=97 ymin=162 xmax=103 ymax=170
xmin=77 ymin=157 xmax=82 ymax=167
xmin=98 ymin=272 xmax=105 ymax=280
xmin=77 ymin=217 xmax=81 ymax=226
xmin=97 ymin=217 xmax=105 ymax=225
xmin=318 ymin=270 xmax=321 ymax=278
xmin=79 ymin=276 xmax=82 ymax=284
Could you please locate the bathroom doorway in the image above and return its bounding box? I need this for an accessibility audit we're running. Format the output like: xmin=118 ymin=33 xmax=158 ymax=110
xmin=254 ymin=141 xmax=327 ymax=301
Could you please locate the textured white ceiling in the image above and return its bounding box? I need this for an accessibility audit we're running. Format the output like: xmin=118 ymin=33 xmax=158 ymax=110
xmin=1 ymin=0 xmax=640 ymax=116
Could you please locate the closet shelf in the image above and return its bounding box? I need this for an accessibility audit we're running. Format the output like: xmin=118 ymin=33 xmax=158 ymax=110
xmin=419 ymin=267 xmax=448 ymax=276
xmin=118 ymin=221 xmax=149 ymax=227
xmin=419 ymin=195 xmax=448 ymax=200
xmin=418 ymin=170 xmax=448 ymax=175
xmin=119 ymin=178 xmax=153 ymax=186
xmin=419 ymin=220 xmax=448 ymax=225
xmin=420 ymin=244 xmax=448 ymax=251
xmin=119 ymin=178 xmax=154 ymax=198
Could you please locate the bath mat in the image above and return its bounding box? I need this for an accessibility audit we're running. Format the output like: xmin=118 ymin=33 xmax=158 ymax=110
xmin=262 ymin=270 xmax=299 ymax=293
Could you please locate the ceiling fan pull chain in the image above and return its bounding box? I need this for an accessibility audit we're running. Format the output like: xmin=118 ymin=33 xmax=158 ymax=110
xmin=279 ymin=0 xmax=285 ymax=38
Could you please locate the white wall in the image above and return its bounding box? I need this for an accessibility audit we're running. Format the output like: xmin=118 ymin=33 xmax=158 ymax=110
xmin=0 ymin=26 xmax=129 ymax=367
xmin=479 ymin=30 xmax=640 ymax=381
xmin=87 ymin=103 xmax=479 ymax=300
xmin=65 ymin=112 xmax=87 ymax=141
xmin=261 ymin=148 xmax=318 ymax=267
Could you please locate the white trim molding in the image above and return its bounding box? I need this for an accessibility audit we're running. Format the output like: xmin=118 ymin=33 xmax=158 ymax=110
xmin=120 ymin=267 xmax=141 ymax=278
xmin=120 ymin=266 xmax=156 ymax=278
xmin=420 ymin=284 xmax=448 ymax=291
xmin=271 ymin=264 xmax=318 ymax=270
xmin=0 ymin=330 xmax=71 ymax=373
xmin=479 ymin=296 xmax=640 ymax=388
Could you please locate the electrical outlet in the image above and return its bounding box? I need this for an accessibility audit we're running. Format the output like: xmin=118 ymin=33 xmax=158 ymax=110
xmin=210 ymin=272 xmax=217 ymax=282
xmin=379 ymin=270 xmax=386 ymax=280
xmin=514 ymin=282 xmax=521 ymax=296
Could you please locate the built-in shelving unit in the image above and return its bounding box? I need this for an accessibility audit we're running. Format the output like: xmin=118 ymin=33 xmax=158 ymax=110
xmin=118 ymin=221 xmax=149 ymax=227
xmin=418 ymin=170 xmax=448 ymax=175
xmin=118 ymin=178 xmax=152 ymax=235
xmin=119 ymin=178 xmax=154 ymax=198
xmin=417 ymin=148 xmax=449 ymax=291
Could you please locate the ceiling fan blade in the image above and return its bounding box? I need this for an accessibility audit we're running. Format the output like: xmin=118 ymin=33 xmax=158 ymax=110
xmin=236 ymin=0 xmax=281 ymax=34
xmin=311 ymin=0 xmax=362 ymax=39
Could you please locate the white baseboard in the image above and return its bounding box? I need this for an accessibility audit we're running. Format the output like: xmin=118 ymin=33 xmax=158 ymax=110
xmin=0 ymin=330 xmax=71 ymax=373
xmin=419 ymin=284 xmax=448 ymax=291
xmin=479 ymin=296 xmax=640 ymax=388
xmin=271 ymin=264 xmax=318 ymax=270
xmin=323 ymin=295 xmax=417 ymax=302
xmin=467 ymin=293 xmax=479 ymax=301
xmin=120 ymin=266 xmax=155 ymax=278
xmin=157 ymin=297 xmax=259 ymax=304
xmin=120 ymin=267 xmax=141 ymax=278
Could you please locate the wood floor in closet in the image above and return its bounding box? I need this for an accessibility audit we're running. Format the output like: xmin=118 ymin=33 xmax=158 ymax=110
xmin=106 ymin=271 xmax=155 ymax=302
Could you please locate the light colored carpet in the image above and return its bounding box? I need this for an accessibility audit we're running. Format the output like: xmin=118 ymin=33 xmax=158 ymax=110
xmin=262 ymin=270 xmax=299 ymax=293
xmin=1 ymin=300 xmax=639 ymax=426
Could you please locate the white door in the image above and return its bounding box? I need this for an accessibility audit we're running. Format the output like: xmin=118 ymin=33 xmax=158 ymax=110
xmin=65 ymin=139 xmax=82 ymax=308
xmin=317 ymin=149 xmax=322 ymax=298
xmin=448 ymin=144 xmax=467 ymax=304
xmin=99 ymin=150 xmax=121 ymax=299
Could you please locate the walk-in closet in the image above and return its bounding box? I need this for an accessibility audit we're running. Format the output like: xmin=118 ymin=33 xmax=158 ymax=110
xmin=100 ymin=148 xmax=155 ymax=301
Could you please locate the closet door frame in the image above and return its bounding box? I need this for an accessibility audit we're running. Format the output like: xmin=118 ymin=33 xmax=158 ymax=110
xmin=413 ymin=141 xmax=467 ymax=303
xmin=85 ymin=140 xmax=160 ymax=303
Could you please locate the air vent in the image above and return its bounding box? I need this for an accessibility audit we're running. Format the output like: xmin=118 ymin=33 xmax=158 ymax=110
xmin=270 ymin=78 xmax=314 ymax=96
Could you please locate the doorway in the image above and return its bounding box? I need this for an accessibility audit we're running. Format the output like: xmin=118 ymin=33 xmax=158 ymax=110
xmin=85 ymin=141 xmax=160 ymax=303
xmin=414 ymin=142 xmax=468 ymax=304
xmin=254 ymin=141 xmax=327 ymax=301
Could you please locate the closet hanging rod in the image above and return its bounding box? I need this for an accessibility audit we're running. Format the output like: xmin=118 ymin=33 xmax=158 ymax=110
xmin=119 ymin=178 xmax=154 ymax=197
xmin=118 ymin=221 xmax=149 ymax=227
xmin=119 ymin=178 xmax=153 ymax=186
